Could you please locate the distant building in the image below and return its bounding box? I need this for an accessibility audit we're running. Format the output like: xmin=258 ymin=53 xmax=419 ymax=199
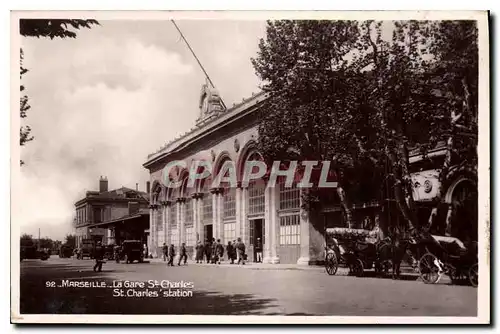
xmin=74 ymin=177 xmax=150 ymax=247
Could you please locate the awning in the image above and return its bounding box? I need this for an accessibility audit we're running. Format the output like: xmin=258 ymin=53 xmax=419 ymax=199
xmin=89 ymin=211 xmax=149 ymax=228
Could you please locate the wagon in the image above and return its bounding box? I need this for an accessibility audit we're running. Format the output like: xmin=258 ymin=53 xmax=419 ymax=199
xmin=417 ymin=234 xmax=478 ymax=287
xmin=324 ymin=228 xmax=391 ymax=277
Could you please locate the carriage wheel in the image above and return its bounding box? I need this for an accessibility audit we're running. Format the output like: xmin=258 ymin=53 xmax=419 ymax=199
xmin=325 ymin=253 xmax=338 ymax=276
xmin=418 ymin=253 xmax=441 ymax=284
xmin=350 ymin=259 xmax=364 ymax=277
xmin=469 ymin=263 xmax=478 ymax=287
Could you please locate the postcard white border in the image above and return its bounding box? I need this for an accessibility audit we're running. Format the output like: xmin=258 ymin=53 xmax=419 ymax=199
xmin=9 ymin=9 xmax=490 ymax=325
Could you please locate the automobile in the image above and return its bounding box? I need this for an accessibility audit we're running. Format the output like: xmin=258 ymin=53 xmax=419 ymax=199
xmin=78 ymin=239 xmax=95 ymax=259
xmin=104 ymin=244 xmax=116 ymax=260
xmin=59 ymin=245 xmax=74 ymax=258
xmin=118 ymin=240 xmax=144 ymax=264
xmin=21 ymin=246 xmax=50 ymax=261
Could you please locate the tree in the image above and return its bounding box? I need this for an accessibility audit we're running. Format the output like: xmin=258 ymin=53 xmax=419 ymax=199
xmin=251 ymin=20 xmax=379 ymax=227
xmin=20 ymin=233 xmax=34 ymax=247
xmin=65 ymin=234 xmax=77 ymax=248
xmin=422 ymin=21 xmax=478 ymax=236
xmin=39 ymin=237 xmax=54 ymax=250
xmin=19 ymin=19 xmax=99 ymax=165
xmin=252 ymin=20 xmax=478 ymax=235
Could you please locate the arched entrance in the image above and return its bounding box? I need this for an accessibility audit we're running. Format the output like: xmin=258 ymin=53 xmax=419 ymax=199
xmin=445 ymin=177 xmax=478 ymax=241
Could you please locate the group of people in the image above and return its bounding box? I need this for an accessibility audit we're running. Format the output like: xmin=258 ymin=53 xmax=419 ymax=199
xmin=160 ymin=237 xmax=250 ymax=266
xmin=196 ymin=237 xmax=248 ymax=265
xmin=162 ymin=243 xmax=189 ymax=266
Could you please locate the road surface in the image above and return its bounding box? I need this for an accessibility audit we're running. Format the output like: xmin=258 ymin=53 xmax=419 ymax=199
xmin=18 ymin=256 xmax=477 ymax=316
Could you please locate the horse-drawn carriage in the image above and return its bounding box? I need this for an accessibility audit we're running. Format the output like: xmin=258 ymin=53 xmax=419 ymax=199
xmin=324 ymin=227 xmax=392 ymax=277
xmin=417 ymin=234 xmax=478 ymax=287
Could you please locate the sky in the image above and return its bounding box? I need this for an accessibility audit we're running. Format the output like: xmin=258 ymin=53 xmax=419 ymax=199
xmin=19 ymin=20 xmax=267 ymax=241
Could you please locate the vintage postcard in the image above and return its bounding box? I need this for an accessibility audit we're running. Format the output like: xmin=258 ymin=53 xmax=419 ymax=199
xmin=11 ymin=10 xmax=490 ymax=324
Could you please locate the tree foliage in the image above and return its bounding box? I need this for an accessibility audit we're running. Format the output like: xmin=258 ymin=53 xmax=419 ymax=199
xmin=65 ymin=234 xmax=77 ymax=248
xmin=19 ymin=19 xmax=99 ymax=165
xmin=20 ymin=233 xmax=34 ymax=247
xmin=20 ymin=19 xmax=99 ymax=39
xmin=252 ymin=20 xmax=478 ymax=234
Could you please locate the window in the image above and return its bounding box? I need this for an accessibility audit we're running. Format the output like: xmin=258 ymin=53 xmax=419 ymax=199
xmin=93 ymin=207 xmax=102 ymax=223
xmin=279 ymin=182 xmax=300 ymax=210
xmin=184 ymin=199 xmax=194 ymax=227
xmin=185 ymin=227 xmax=195 ymax=246
xmin=156 ymin=209 xmax=163 ymax=231
xmin=169 ymin=204 xmax=177 ymax=228
xmin=168 ymin=204 xmax=177 ymax=245
xmin=170 ymin=229 xmax=179 ymax=247
xmin=248 ymin=180 xmax=265 ymax=215
xmin=223 ymin=187 xmax=236 ymax=219
xmin=224 ymin=222 xmax=236 ymax=245
xmin=201 ymin=177 xmax=213 ymax=224
xmin=279 ymin=214 xmax=300 ymax=245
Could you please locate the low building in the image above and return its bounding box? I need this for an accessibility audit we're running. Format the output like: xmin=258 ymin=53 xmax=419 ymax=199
xmin=74 ymin=177 xmax=150 ymax=248
xmin=143 ymin=84 xmax=477 ymax=264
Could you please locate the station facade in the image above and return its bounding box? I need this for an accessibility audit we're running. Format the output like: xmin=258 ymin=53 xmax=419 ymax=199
xmin=143 ymin=83 xmax=478 ymax=264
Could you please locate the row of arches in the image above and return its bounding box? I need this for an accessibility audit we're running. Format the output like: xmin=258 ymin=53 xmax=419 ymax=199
xmin=150 ymin=140 xmax=264 ymax=203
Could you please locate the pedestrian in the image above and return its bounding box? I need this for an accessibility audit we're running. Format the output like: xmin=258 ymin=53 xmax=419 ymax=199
xmin=227 ymin=241 xmax=234 ymax=264
xmin=204 ymin=239 xmax=212 ymax=264
xmin=168 ymin=244 xmax=175 ymax=267
xmin=233 ymin=239 xmax=239 ymax=264
xmin=255 ymin=237 xmax=263 ymax=263
xmin=216 ymin=239 xmax=224 ymax=265
xmin=162 ymin=243 xmax=168 ymax=262
xmin=236 ymin=237 xmax=246 ymax=265
xmin=114 ymin=244 xmax=121 ymax=263
xmin=195 ymin=241 xmax=203 ymax=263
xmin=211 ymin=239 xmax=218 ymax=264
xmin=178 ymin=243 xmax=188 ymax=266
xmin=93 ymin=241 xmax=105 ymax=272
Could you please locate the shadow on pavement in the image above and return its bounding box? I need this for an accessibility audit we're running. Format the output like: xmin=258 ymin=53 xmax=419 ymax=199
xmin=20 ymin=261 xmax=280 ymax=315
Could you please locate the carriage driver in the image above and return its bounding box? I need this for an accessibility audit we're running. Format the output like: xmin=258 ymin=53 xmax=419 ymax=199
xmin=365 ymin=215 xmax=385 ymax=244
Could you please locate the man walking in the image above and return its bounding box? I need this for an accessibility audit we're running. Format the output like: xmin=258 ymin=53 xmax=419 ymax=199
xmin=178 ymin=243 xmax=188 ymax=266
xmin=255 ymin=237 xmax=263 ymax=263
xmin=236 ymin=237 xmax=246 ymax=265
xmin=93 ymin=241 xmax=105 ymax=272
xmin=227 ymin=241 xmax=235 ymax=264
xmin=167 ymin=244 xmax=175 ymax=267
xmin=204 ymin=239 xmax=212 ymax=264
xmin=233 ymin=239 xmax=239 ymax=264
xmin=195 ymin=241 xmax=203 ymax=264
xmin=211 ymin=239 xmax=218 ymax=264
xmin=216 ymin=239 xmax=224 ymax=265
xmin=162 ymin=243 xmax=168 ymax=262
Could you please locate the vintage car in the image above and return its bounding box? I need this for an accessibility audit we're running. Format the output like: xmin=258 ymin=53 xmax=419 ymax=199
xmin=21 ymin=246 xmax=50 ymax=261
xmin=117 ymin=240 xmax=144 ymax=264
xmin=59 ymin=245 xmax=74 ymax=258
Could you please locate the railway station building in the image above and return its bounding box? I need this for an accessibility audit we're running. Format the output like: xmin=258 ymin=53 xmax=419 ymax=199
xmin=143 ymin=83 xmax=478 ymax=264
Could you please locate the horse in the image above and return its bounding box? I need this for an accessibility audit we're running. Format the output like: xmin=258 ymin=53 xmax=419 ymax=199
xmin=377 ymin=226 xmax=421 ymax=280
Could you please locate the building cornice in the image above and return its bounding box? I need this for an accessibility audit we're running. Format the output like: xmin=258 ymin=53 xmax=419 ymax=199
xmin=143 ymin=91 xmax=268 ymax=169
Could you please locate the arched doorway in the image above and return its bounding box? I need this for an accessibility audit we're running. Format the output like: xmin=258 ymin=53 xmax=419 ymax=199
xmin=446 ymin=178 xmax=478 ymax=241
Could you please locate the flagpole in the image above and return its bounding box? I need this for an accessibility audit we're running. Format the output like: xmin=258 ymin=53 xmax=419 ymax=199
xmin=171 ymin=20 xmax=227 ymax=110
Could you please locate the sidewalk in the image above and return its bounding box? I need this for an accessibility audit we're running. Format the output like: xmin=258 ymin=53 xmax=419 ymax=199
xmin=147 ymin=257 xmax=324 ymax=271
xmin=146 ymin=257 xmax=420 ymax=274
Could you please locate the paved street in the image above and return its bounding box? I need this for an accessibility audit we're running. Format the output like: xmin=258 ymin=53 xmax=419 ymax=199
xmin=19 ymin=256 xmax=477 ymax=316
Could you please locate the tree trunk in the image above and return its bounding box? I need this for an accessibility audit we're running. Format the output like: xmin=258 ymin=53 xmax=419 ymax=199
xmin=387 ymin=147 xmax=417 ymax=232
xmin=336 ymin=186 xmax=352 ymax=228
xmin=427 ymin=135 xmax=453 ymax=231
